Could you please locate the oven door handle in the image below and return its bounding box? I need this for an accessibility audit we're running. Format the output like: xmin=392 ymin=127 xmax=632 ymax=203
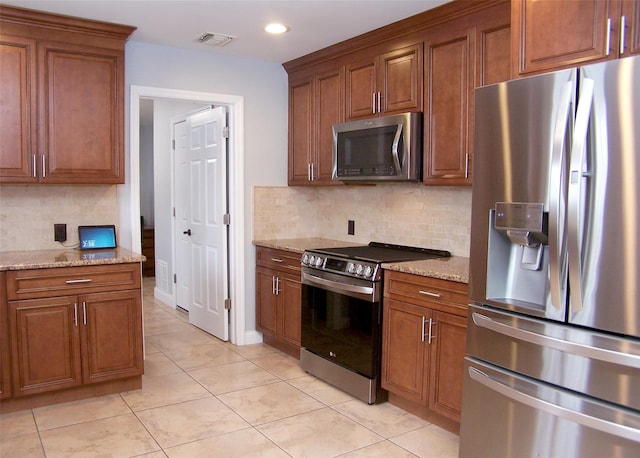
xmin=302 ymin=271 xmax=375 ymax=299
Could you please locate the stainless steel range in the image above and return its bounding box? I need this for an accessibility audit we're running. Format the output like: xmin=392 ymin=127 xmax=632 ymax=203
xmin=300 ymin=242 xmax=450 ymax=404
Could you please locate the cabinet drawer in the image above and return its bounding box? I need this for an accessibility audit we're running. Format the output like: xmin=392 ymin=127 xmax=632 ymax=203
xmin=6 ymin=263 xmax=141 ymax=300
xmin=384 ymin=270 xmax=468 ymax=316
xmin=256 ymin=247 xmax=301 ymax=275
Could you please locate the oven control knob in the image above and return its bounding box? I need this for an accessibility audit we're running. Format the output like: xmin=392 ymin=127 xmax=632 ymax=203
xmin=363 ymin=265 xmax=374 ymax=278
xmin=314 ymin=256 xmax=324 ymax=267
xmin=346 ymin=262 xmax=356 ymax=274
xmin=301 ymin=253 xmax=309 ymax=265
xmin=308 ymin=255 xmax=316 ymax=266
xmin=356 ymin=264 xmax=364 ymax=276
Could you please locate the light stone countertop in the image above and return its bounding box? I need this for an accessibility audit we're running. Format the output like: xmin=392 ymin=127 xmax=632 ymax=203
xmin=0 ymin=247 xmax=145 ymax=271
xmin=253 ymin=238 xmax=469 ymax=284
xmin=382 ymin=256 xmax=469 ymax=284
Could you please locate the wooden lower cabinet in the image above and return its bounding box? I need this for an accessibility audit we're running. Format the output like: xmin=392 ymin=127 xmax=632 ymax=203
xmin=255 ymin=247 xmax=302 ymax=358
xmin=382 ymin=270 xmax=468 ymax=430
xmin=3 ymin=263 xmax=143 ymax=406
xmin=0 ymin=271 xmax=11 ymax=399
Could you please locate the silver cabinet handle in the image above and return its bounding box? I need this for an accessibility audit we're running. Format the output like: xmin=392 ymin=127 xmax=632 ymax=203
xmin=567 ymin=77 xmax=594 ymax=314
xmin=548 ymin=80 xmax=574 ymax=311
xmin=310 ymin=162 xmax=315 ymax=181
xmin=271 ymin=258 xmax=284 ymax=263
xmin=66 ymin=279 xmax=92 ymax=284
xmin=307 ymin=163 xmax=311 ymax=181
xmin=472 ymin=312 xmax=640 ymax=369
xmin=42 ymin=155 xmax=46 ymax=178
xmin=427 ymin=318 xmax=435 ymax=344
xmin=372 ymin=92 xmax=376 ymax=114
xmin=421 ymin=316 xmax=427 ymax=342
xmin=272 ymin=276 xmax=276 ymax=295
xmin=82 ymin=301 xmax=87 ymax=325
xmin=32 ymin=154 xmax=37 ymax=178
xmin=74 ymin=302 xmax=78 ymax=327
xmin=620 ymin=15 xmax=626 ymax=54
xmin=605 ymin=17 xmax=612 ymax=56
xmin=468 ymin=366 xmax=640 ymax=443
xmin=377 ymin=91 xmax=381 ymax=113
xmin=464 ymin=153 xmax=469 ymax=179
xmin=419 ymin=290 xmax=440 ymax=298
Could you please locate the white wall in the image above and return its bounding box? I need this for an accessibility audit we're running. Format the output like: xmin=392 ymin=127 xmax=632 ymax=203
xmin=123 ymin=41 xmax=289 ymax=339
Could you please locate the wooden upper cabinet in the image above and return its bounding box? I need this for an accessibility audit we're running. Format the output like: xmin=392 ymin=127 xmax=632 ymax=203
xmin=423 ymin=24 xmax=474 ymax=185
xmin=38 ymin=41 xmax=124 ymax=183
xmin=288 ymin=65 xmax=343 ymax=185
xmin=0 ymin=36 xmax=37 ymax=182
xmin=288 ymin=75 xmax=313 ymax=185
xmin=0 ymin=5 xmax=134 ymax=184
xmin=346 ymin=43 xmax=422 ymax=120
xmin=622 ymin=0 xmax=640 ymax=56
xmin=476 ymin=3 xmax=512 ymax=87
xmin=512 ymin=0 xmax=638 ymax=76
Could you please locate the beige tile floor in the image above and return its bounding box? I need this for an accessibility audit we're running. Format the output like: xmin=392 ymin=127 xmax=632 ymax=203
xmin=0 ymin=277 xmax=459 ymax=458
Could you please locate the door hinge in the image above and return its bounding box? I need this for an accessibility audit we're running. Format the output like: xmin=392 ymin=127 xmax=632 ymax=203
xmin=173 ymin=207 xmax=176 ymax=218
xmin=223 ymin=213 xmax=231 ymax=226
xmin=224 ymin=298 xmax=231 ymax=310
xmin=173 ymin=273 xmax=177 ymax=284
xmin=172 ymin=139 xmax=175 ymax=150
xmin=223 ymin=126 xmax=230 ymax=139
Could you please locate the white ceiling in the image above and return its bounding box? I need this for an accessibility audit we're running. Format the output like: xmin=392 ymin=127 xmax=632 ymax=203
xmin=2 ymin=0 xmax=450 ymax=63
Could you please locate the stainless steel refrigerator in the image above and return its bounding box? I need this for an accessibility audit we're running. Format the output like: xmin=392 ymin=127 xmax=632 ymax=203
xmin=460 ymin=55 xmax=640 ymax=457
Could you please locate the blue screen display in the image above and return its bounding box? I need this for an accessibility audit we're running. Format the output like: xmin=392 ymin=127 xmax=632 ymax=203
xmin=78 ymin=226 xmax=117 ymax=249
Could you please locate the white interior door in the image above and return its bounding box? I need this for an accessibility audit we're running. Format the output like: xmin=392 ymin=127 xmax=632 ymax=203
xmin=174 ymin=106 xmax=229 ymax=340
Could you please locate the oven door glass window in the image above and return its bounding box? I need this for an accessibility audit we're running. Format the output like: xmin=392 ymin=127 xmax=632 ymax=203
xmin=301 ymin=284 xmax=380 ymax=378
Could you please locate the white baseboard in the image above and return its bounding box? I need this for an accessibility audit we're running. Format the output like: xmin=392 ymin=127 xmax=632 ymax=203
xmin=154 ymin=287 xmax=174 ymax=308
xmin=242 ymin=330 xmax=264 ymax=346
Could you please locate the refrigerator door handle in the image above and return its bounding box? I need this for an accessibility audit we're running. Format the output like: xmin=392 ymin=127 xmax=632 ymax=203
xmin=472 ymin=312 xmax=640 ymax=368
xmin=567 ymin=77 xmax=595 ymax=313
xmin=468 ymin=366 xmax=640 ymax=443
xmin=548 ymin=80 xmax=574 ymax=310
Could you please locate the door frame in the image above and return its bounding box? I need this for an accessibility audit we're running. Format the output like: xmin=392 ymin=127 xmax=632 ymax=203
xmin=126 ymin=85 xmax=245 ymax=345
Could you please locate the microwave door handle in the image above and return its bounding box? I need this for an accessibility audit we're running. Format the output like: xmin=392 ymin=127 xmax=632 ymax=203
xmin=391 ymin=124 xmax=403 ymax=172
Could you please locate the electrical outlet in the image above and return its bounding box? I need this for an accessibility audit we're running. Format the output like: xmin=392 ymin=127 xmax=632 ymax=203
xmin=348 ymin=220 xmax=355 ymax=235
xmin=54 ymin=223 xmax=67 ymax=242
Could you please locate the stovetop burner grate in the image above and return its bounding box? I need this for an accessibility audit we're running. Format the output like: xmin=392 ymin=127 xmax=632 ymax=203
xmin=311 ymin=241 xmax=451 ymax=263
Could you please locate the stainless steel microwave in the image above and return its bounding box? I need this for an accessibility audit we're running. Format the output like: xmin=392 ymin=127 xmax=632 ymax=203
xmin=332 ymin=112 xmax=422 ymax=182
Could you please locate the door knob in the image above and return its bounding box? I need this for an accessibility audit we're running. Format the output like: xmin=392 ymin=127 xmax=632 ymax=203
xmin=183 ymin=229 xmax=192 ymax=236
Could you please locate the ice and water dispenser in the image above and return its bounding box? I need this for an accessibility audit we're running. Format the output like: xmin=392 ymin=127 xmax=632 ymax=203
xmin=486 ymin=202 xmax=551 ymax=311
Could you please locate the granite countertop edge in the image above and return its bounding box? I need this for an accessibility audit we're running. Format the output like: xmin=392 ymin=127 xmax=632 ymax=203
xmin=0 ymin=247 xmax=146 ymax=271
xmin=254 ymin=238 xmax=469 ymax=284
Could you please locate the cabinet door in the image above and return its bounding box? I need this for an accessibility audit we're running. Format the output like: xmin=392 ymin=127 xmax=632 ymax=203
xmin=1 ymin=272 xmax=10 ymax=399
xmin=428 ymin=310 xmax=467 ymax=422
xmin=279 ymin=276 xmax=302 ymax=346
xmin=512 ymin=0 xmax=613 ymax=75
xmin=9 ymin=296 xmax=82 ymax=396
xmin=314 ymin=66 xmax=344 ymax=184
xmin=256 ymin=268 xmax=278 ymax=335
xmin=81 ymin=290 xmax=143 ymax=383
xmin=345 ymin=58 xmax=377 ymax=119
xmin=622 ymin=0 xmax=640 ymax=56
xmin=380 ymin=44 xmax=423 ymax=115
xmin=424 ymin=24 xmax=473 ymax=185
xmin=476 ymin=3 xmax=512 ymax=87
xmin=0 ymin=35 xmax=37 ymax=183
xmin=381 ymin=298 xmax=429 ymax=403
xmin=38 ymin=41 xmax=124 ymax=183
xmin=288 ymin=75 xmax=313 ymax=185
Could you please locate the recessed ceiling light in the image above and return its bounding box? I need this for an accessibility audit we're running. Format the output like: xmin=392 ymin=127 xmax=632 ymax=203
xmin=265 ymin=23 xmax=290 ymax=34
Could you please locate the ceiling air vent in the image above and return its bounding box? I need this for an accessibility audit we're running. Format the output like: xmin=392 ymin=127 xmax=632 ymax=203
xmin=195 ymin=32 xmax=235 ymax=47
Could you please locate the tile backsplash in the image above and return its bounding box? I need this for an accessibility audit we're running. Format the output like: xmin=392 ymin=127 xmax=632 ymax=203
xmin=253 ymin=184 xmax=472 ymax=257
xmin=0 ymin=185 xmax=119 ymax=252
